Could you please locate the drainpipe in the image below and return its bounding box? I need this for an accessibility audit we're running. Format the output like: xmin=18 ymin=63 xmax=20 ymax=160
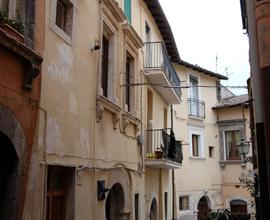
xmin=170 ymin=104 xmax=176 ymax=219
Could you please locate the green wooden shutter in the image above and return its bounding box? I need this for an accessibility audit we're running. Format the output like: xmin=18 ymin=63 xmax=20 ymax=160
xmin=124 ymin=0 xmax=131 ymax=23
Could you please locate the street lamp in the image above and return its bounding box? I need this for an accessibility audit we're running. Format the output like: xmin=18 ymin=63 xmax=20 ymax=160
xmin=237 ymin=138 xmax=251 ymax=163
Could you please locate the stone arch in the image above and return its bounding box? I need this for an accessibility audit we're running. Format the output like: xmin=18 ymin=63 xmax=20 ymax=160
xmin=0 ymin=104 xmax=27 ymax=219
xmin=106 ymin=168 xmax=132 ymax=218
xmin=105 ymin=183 xmax=125 ymax=220
xmin=149 ymin=197 xmax=158 ymax=220
xmin=197 ymin=195 xmax=211 ymax=220
xmin=226 ymin=196 xmax=251 ymax=213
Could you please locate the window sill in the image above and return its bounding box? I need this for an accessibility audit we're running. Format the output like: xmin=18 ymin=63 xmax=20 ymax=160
xmin=219 ymin=160 xmax=245 ymax=168
xmin=97 ymin=95 xmax=121 ymax=114
xmin=49 ymin=20 xmax=72 ymax=45
xmin=96 ymin=95 xmax=121 ymax=128
xmin=189 ymin=156 xmax=206 ymax=160
xmin=188 ymin=115 xmax=205 ymax=121
xmin=122 ymin=111 xmax=140 ymax=126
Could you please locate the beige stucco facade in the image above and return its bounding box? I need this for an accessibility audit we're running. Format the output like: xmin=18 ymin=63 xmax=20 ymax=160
xmin=19 ymin=0 xmax=254 ymax=219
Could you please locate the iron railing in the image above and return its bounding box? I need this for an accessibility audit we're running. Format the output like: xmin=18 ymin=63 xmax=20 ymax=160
xmin=145 ymin=128 xmax=183 ymax=164
xmin=144 ymin=42 xmax=181 ymax=99
xmin=188 ymin=98 xmax=205 ymax=118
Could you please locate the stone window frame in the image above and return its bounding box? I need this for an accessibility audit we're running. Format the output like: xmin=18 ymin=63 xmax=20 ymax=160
xmin=179 ymin=195 xmax=190 ymax=211
xmin=49 ymin=0 xmax=76 ymax=45
xmin=218 ymin=119 xmax=245 ymax=164
xmin=99 ymin=19 xmax=118 ymax=103
xmin=124 ymin=45 xmax=137 ymax=114
xmin=188 ymin=126 xmax=205 ymax=159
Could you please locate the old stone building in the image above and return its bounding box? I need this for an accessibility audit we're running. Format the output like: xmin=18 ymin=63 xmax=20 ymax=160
xmin=0 ymin=0 xmax=44 ymax=219
xmin=0 ymin=0 xmax=254 ymax=219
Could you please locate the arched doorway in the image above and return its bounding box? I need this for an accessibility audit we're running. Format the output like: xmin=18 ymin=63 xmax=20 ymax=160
xmin=150 ymin=198 xmax=158 ymax=220
xmin=0 ymin=131 xmax=19 ymax=219
xmin=230 ymin=199 xmax=250 ymax=220
xmin=105 ymin=183 xmax=125 ymax=220
xmin=197 ymin=196 xmax=210 ymax=220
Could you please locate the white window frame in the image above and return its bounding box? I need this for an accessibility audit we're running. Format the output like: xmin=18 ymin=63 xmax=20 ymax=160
xmin=188 ymin=74 xmax=201 ymax=100
xmin=189 ymin=126 xmax=205 ymax=158
xmin=223 ymin=129 xmax=241 ymax=161
xmin=49 ymin=0 xmax=76 ymax=45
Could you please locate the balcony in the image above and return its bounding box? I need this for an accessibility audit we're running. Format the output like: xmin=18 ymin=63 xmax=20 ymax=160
xmin=144 ymin=42 xmax=181 ymax=104
xmin=145 ymin=128 xmax=183 ymax=169
xmin=188 ymin=99 xmax=205 ymax=119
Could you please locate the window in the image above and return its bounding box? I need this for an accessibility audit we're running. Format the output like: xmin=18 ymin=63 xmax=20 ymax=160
xmin=179 ymin=196 xmax=189 ymax=210
xmin=192 ymin=134 xmax=199 ymax=157
xmin=46 ymin=166 xmax=74 ymax=220
xmin=135 ymin=193 xmax=139 ymax=220
xmin=209 ymin=146 xmax=214 ymax=158
xmin=230 ymin=200 xmax=248 ymax=214
xmin=225 ymin=130 xmax=241 ymax=160
xmin=55 ymin=0 xmax=73 ymax=36
xmin=189 ymin=127 xmax=204 ymax=158
xmin=164 ymin=192 xmax=168 ymax=220
xmin=101 ymin=36 xmax=109 ymax=97
xmin=125 ymin=52 xmax=134 ymax=112
xmin=188 ymin=75 xmax=205 ymax=118
xmin=124 ymin=0 xmax=131 ymax=23
xmin=0 ymin=0 xmax=16 ymax=18
xmin=0 ymin=0 xmax=9 ymax=14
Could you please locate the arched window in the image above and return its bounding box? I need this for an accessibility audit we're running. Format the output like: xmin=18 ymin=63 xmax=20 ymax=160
xmin=230 ymin=199 xmax=247 ymax=213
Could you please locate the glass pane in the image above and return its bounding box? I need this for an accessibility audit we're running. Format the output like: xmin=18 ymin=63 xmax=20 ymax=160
xmin=225 ymin=130 xmax=240 ymax=160
xmin=0 ymin=0 xmax=9 ymax=14
xmin=54 ymin=170 xmax=64 ymax=191
xmin=56 ymin=0 xmax=66 ymax=30
xmin=192 ymin=135 xmax=199 ymax=156
xmin=52 ymin=196 xmax=65 ymax=220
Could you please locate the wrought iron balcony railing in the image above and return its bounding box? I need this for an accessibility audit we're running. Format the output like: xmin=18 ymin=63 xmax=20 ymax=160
xmin=144 ymin=42 xmax=181 ymax=99
xmin=188 ymin=98 xmax=205 ymax=118
xmin=145 ymin=128 xmax=183 ymax=164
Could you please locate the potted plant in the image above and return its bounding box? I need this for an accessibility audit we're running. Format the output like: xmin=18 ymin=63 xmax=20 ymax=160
xmin=0 ymin=10 xmax=25 ymax=43
xmin=155 ymin=147 xmax=163 ymax=159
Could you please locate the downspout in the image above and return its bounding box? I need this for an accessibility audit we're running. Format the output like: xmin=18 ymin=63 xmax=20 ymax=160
xmin=170 ymin=104 xmax=176 ymax=219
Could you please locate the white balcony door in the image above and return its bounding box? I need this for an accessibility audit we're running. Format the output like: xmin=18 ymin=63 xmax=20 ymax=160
xmin=190 ymin=76 xmax=199 ymax=116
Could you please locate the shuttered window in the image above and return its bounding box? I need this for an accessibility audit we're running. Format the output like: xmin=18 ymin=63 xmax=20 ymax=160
xmin=124 ymin=0 xmax=131 ymax=23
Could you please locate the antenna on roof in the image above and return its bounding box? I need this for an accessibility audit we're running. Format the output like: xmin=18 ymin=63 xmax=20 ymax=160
xmin=215 ymin=53 xmax=218 ymax=73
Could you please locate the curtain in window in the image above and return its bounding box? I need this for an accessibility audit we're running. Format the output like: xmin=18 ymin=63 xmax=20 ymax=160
xmin=225 ymin=130 xmax=240 ymax=160
xmin=192 ymin=134 xmax=199 ymax=156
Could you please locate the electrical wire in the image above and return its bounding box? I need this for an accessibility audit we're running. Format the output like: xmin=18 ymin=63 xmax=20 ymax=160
xmin=121 ymin=82 xmax=248 ymax=89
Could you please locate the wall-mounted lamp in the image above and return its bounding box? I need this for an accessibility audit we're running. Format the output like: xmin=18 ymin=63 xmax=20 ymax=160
xmin=91 ymin=39 xmax=100 ymax=52
xmin=97 ymin=180 xmax=110 ymax=201
xmin=237 ymin=138 xmax=252 ymax=163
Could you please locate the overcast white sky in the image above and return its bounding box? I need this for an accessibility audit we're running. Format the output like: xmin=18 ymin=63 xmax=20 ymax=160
xmin=159 ymin=0 xmax=250 ymax=95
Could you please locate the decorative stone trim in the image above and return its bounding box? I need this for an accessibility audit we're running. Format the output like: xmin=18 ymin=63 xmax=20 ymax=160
xmin=219 ymin=160 xmax=243 ymax=168
xmin=102 ymin=0 xmax=126 ymax=23
xmin=122 ymin=112 xmax=141 ymax=134
xmin=112 ymin=113 xmax=120 ymax=129
xmin=96 ymin=95 xmax=121 ymax=127
xmin=122 ymin=23 xmax=144 ymax=49
xmin=0 ymin=28 xmax=43 ymax=90
xmin=96 ymin=104 xmax=104 ymax=123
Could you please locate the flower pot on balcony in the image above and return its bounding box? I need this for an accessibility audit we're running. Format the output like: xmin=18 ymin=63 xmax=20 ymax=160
xmin=155 ymin=150 xmax=163 ymax=159
xmin=255 ymin=0 xmax=270 ymax=68
xmin=0 ymin=23 xmax=24 ymax=43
